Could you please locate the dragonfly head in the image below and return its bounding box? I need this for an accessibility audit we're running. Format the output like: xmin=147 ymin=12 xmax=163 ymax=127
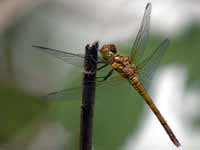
xmin=99 ymin=44 xmax=117 ymax=61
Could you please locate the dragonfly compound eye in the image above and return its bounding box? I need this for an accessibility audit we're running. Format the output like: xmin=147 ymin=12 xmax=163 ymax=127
xmin=109 ymin=44 xmax=117 ymax=54
xmin=100 ymin=44 xmax=117 ymax=54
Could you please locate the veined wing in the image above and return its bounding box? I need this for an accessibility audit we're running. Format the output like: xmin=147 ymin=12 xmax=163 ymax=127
xmin=130 ymin=3 xmax=151 ymax=64
xmin=137 ymin=39 xmax=170 ymax=89
xmin=41 ymin=74 xmax=126 ymax=101
xmin=33 ymin=45 xmax=85 ymax=68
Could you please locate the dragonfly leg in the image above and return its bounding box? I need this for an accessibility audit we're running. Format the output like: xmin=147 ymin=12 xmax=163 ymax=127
xmin=88 ymin=57 xmax=107 ymax=71
xmin=97 ymin=63 xmax=109 ymax=71
xmin=89 ymin=54 xmax=106 ymax=65
xmin=97 ymin=60 xmax=107 ymax=64
xmin=96 ymin=69 xmax=114 ymax=82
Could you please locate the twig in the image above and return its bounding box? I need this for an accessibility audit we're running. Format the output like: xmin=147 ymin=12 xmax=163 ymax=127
xmin=79 ymin=41 xmax=98 ymax=150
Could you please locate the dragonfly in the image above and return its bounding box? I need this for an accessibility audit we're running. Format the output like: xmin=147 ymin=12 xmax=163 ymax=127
xmin=33 ymin=3 xmax=182 ymax=149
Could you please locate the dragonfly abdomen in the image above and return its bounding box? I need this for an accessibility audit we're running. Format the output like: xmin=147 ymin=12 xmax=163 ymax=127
xmin=130 ymin=76 xmax=181 ymax=147
xmin=130 ymin=76 xmax=146 ymax=96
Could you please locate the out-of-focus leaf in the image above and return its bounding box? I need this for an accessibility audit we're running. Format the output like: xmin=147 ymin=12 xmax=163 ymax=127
xmin=0 ymin=85 xmax=47 ymax=143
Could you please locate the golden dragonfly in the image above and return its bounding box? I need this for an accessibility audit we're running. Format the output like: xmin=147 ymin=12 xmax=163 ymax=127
xmin=33 ymin=3 xmax=182 ymax=149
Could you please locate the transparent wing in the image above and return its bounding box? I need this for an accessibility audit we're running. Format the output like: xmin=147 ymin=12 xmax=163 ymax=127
xmin=41 ymin=86 xmax=82 ymax=101
xmin=130 ymin=3 xmax=151 ymax=64
xmin=33 ymin=45 xmax=85 ymax=68
xmin=41 ymin=74 xmax=127 ymax=101
xmin=137 ymin=39 xmax=170 ymax=89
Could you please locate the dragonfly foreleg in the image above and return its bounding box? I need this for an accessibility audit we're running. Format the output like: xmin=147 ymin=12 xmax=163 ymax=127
xmin=97 ymin=60 xmax=107 ymax=64
xmin=97 ymin=63 xmax=109 ymax=71
xmin=96 ymin=69 xmax=114 ymax=82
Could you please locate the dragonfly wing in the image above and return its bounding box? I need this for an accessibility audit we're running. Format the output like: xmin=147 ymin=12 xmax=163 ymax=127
xmin=41 ymin=74 xmax=127 ymax=101
xmin=130 ymin=3 xmax=151 ymax=64
xmin=42 ymin=86 xmax=82 ymax=101
xmin=33 ymin=45 xmax=86 ymax=68
xmin=137 ymin=39 xmax=170 ymax=89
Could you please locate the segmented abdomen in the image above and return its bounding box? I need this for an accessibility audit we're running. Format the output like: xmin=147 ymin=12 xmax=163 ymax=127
xmin=129 ymin=76 xmax=181 ymax=147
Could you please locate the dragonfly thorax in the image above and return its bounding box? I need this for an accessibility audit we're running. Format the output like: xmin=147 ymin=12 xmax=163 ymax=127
xmin=99 ymin=44 xmax=117 ymax=62
xmin=100 ymin=44 xmax=138 ymax=79
xmin=112 ymin=54 xmax=138 ymax=79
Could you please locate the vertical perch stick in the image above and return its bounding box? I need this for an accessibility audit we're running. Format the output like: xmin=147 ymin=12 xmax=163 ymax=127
xmin=79 ymin=41 xmax=98 ymax=150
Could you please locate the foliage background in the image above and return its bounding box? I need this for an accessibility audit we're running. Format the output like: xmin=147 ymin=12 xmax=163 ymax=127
xmin=0 ymin=0 xmax=199 ymax=150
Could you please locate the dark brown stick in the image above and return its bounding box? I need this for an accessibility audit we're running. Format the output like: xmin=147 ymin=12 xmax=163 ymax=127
xmin=79 ymin=41 xmax=98 ymax=150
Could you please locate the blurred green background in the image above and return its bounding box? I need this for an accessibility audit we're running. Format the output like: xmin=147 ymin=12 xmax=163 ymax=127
xmin=0 ymin=0 xmax=199 ymax=150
